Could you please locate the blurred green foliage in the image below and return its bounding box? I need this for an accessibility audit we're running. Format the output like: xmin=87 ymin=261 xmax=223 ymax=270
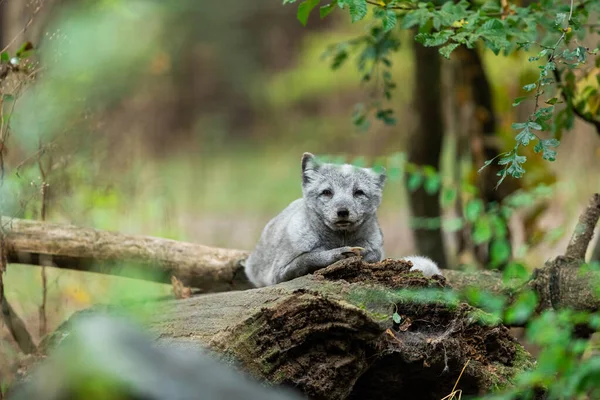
xmin=0 ymin=0 xmax=599 ymax=398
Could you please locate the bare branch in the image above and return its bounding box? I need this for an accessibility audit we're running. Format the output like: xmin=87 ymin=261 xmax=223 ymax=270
xmin=553 ymin=69 xmax=600 ymax=136
xmin=0 ymin=232 xmax=37 ymax=354
xmin=565 ymin=193 xmax=600 ymax=260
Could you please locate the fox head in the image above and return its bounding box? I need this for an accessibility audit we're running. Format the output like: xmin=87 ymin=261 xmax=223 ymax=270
xmin=301 ymin=152 xmax=386 ymax=232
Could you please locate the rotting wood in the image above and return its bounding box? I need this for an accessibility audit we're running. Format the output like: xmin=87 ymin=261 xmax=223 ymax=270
xmin=36 ymin=258 xmax=536 ymax=400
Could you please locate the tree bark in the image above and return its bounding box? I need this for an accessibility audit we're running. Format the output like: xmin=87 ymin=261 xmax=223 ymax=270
xmin=37 ymin=258 xmax=534 ymax=400
xmin=408 ymin=41 xmax=448 ymax=269
xmin=592 ymin=235 xmax=600 ymax=262
xmin=1 ymin=217 xmax=250 ymax=293
xmin=565 ymin=193 xmax=600 ymax=260
xmin=449 ymin=47 xmax=516 ymax=269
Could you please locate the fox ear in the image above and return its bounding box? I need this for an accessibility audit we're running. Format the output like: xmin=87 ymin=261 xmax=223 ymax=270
xmin=301 ymin=152 xmax=317 ymax=172
xmin=372 ymin=166 xmax=386 ymax=188
xmin=301 ymin=153 xmax=319 ymax=185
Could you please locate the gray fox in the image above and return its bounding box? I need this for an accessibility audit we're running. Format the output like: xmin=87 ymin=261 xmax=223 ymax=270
xmin=244 ymin=153 xmax=441 ymax=287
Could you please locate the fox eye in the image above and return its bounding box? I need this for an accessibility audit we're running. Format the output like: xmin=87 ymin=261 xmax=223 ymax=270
xmin=354 ymin=189 xmax=365 ymax=197
xmin=321 ymin=189 xmax=333 ymax=196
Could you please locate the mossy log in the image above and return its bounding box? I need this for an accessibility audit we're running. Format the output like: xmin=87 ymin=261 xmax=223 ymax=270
xmin=39 ymin=258 xmax=535 ymax=400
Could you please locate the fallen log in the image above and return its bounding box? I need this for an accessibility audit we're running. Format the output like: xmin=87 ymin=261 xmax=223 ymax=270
xmin=1 ymin=216 xmax=251 ymax=292
xmin=8 ymin=315 xmax=303 ymax=400
xmin=36 ymin=258 xmax=535 ymax=400
xmin=3 ymin=209 xmax=600 ymax=315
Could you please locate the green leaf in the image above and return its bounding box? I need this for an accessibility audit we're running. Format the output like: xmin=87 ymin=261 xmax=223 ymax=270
xmin=504 ymin=290 xmax=538 ymax=325
xmin=415 ymin=30 xmax=453 ymax=47
xmin=407 ymin=172 xmax=423 ymax=192
xmin=473 ymin=217 xmax=493 ymax=245
xmin=490 ymin=239 xmax=511 ymax=267
xmin=535 ymin=138 xmax=559 ymax=161
xmin=382 ymin=10 xmax=397 ymax=32
xmin=465 ymin=198 xmax=484 ymax=223
xmin=506 ymin=154 xmax=526 ymax=178
xmin=439 ymin=42 xmax=459 ymax=58
xmin=0 ymin=52 xmax=8 ymax=63
xmin=401 ymin=8 xmax=430 ymax=29
xmin=480 ymin=18 xmax=504 ymax=32
xmin=15 ymin=41 xmax=33 ymax=57
xmin=515 ymin=126 xmax=536 ymax=146
xmin=502 ymin=262 xmax=530 ymax=285
xmin=527 ymin=121 xmax=542 ymax=131
xmin=441 ymin=187 xmax=457 ymax=207
xmin=297 ymin=0 xmax=320 ymax=26
xmin=490 ymin=214 xmax=508 ymax=238
xmin=320 ymin=3 xmax=336 ymax=18
xmin=512 ymin=96 xmax=528 ymax=107
xmin=523 ymin=83 xmax=537 ymax=92
xmin=423 ymin=171 xmax=441 ymax=195
xmin=348 ymin=0 xmax=368 ymax=22
xmin=376 ymin=108 xmax=397 ymax=125
xmin=442 ymin=217 xmax=464 ymax=232
xmin=392 ymin=312 xmax=402 ymax=324
xmin=477 ymin=159 xmax=494 ymax=174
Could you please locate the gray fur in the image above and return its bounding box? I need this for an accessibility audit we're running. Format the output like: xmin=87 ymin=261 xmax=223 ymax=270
xmin=245 ymin=152 xmax=385 ymax=287
xmin=244 ymin=152 xmax=441 ymax=287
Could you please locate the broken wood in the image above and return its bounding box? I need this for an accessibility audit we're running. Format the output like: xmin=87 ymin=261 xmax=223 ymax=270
xmin=1 ymin=216 xmax=251 ymax=293
xmin=38 ymin=258 xmax=535 ymax=400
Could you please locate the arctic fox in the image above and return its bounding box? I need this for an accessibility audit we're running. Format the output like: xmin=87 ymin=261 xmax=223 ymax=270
xmin=244 ymin=153 xmax=441 ymax=287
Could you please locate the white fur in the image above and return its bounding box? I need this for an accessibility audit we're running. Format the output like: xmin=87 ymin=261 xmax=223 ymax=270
xmin=403 ymin=256 xmax=442 ymax=277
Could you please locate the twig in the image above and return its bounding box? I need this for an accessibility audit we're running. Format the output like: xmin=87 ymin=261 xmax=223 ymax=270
xmin=36 ymin=138 xmax=51 ymax=336
xmin=565 ymin=193 xmax=600 ymax=260
xmin=552 ymin=68 xmax=600 ymax=137
xmin=441 ymin=359 xmax=470 ymax=400
xmin=0 ymin=232 xmax=37 ymax=354
xmin=0 ymin=1 xmax=45 ymax=54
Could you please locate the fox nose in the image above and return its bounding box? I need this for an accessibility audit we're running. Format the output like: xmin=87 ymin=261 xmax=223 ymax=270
xmin=337 ymin=208 xmax=349 ymax=218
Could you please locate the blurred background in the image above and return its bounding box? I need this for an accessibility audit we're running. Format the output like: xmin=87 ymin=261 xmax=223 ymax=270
xmin=0 ymin=0 xmax=599 ymax=374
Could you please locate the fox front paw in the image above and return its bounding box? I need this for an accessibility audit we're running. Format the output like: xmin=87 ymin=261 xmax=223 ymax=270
xmin=338 ymin=246 xmax=366 ymax=259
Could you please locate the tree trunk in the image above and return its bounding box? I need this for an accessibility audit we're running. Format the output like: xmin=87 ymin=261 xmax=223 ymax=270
xmin=449 ymin=47 xmax=517 ymax=269
xmin=408 ymin=41 xmax=448 ymax=270
xmin=36 ymin=258 xmax=535 ymax=400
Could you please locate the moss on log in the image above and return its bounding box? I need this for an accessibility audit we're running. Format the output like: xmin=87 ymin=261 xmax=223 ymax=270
xmin=40 ymin=258 xmax=535 ymax=400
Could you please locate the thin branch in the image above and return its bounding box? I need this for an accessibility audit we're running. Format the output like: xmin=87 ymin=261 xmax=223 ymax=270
xmin=1 ymin=295 xmax=38 ymax=354
xmin=565 ymin=193 xmax=600 ymax=260
xmin=0 ymin=231 xmax=37 ymax=354
xmin=552 ymin=68 xmax=600 ymax=136
xmin=36 ymin=138 xmax=49 ymax=336
xmin=0 ymin=1 xmax=45 ymax=54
